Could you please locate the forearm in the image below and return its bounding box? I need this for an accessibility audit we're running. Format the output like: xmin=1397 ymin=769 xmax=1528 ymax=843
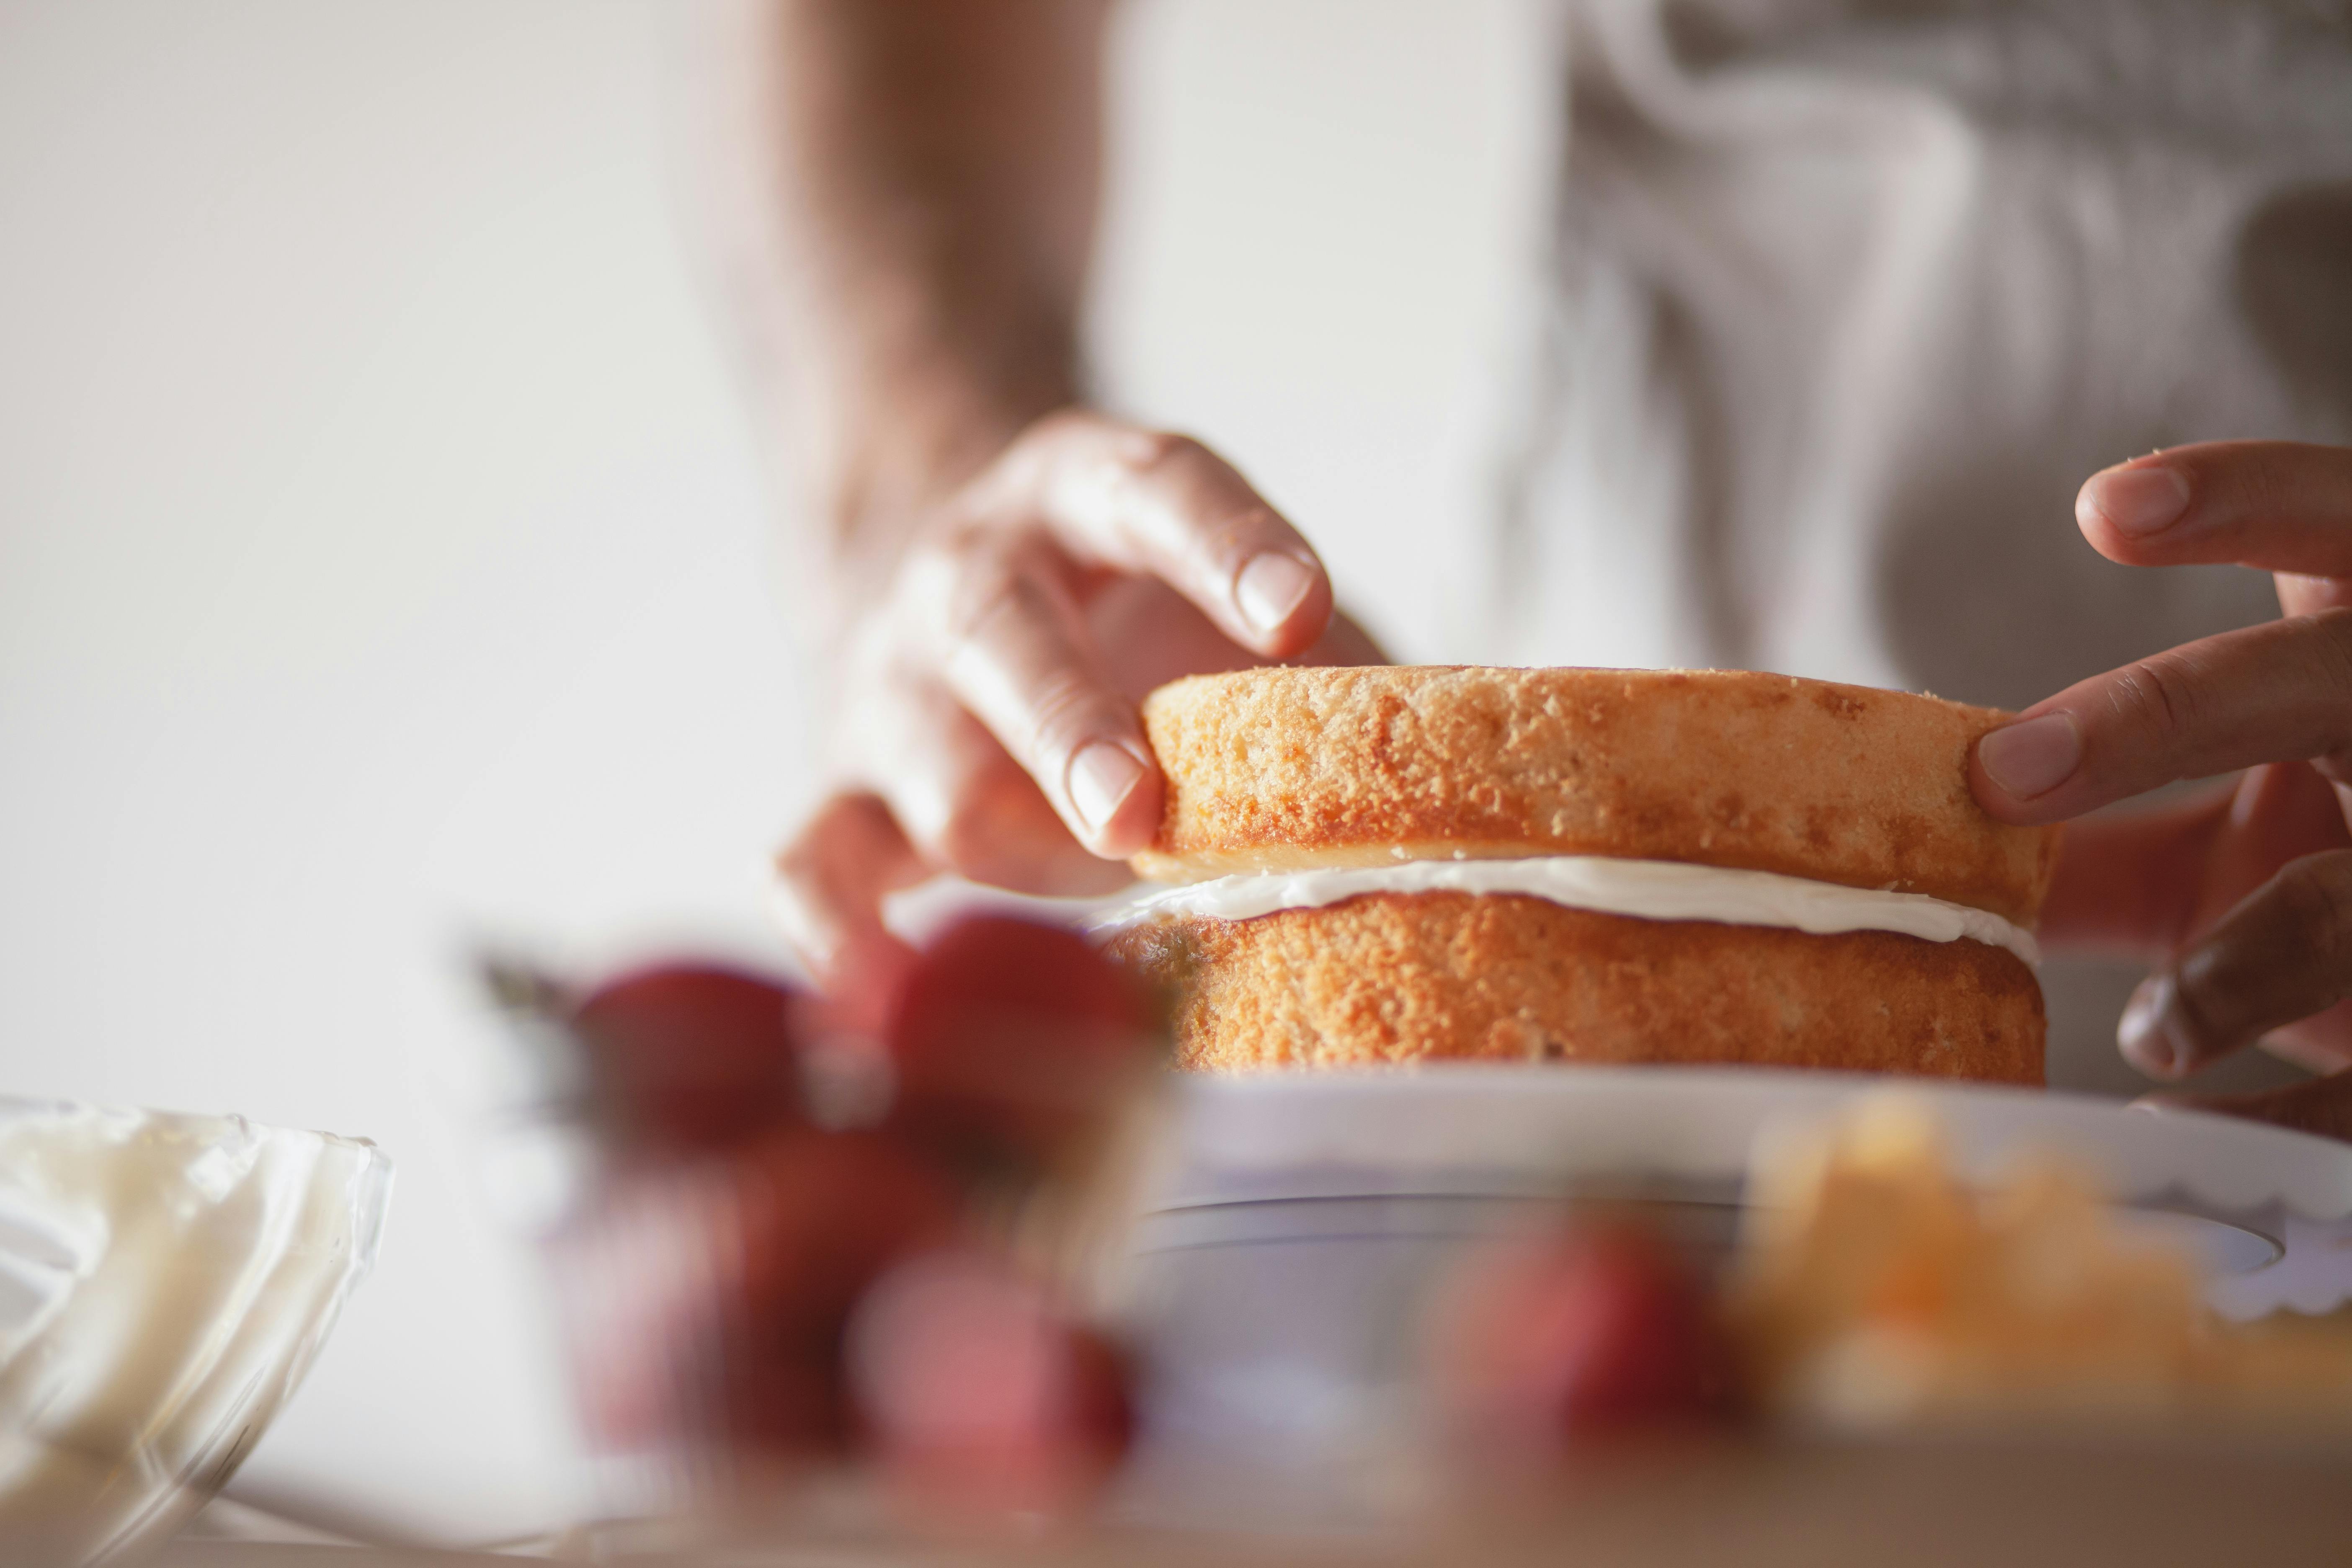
xmin=707 ymin=0 xmax=1109 ymax=604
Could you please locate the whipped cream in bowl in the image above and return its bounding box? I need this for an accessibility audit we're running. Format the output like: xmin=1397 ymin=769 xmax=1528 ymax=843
xmin=0 ymin=1101 xmax=390 ymax=1564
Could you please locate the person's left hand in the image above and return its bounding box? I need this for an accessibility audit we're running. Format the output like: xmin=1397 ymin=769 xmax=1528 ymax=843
xmin=1970 ymin=441 xmax=2352 ymax=1136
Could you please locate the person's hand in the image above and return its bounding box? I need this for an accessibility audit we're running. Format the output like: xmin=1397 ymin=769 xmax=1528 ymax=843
xmin=1970 ymin=441 xmax=2352 ymax=1133
xmin=773 ymin=408 xmax=1382 ymax=999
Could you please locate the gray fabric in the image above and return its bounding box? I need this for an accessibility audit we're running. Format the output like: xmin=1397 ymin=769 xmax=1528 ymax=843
xmin=1487 ymin=0 xmax=2352 ymax=1092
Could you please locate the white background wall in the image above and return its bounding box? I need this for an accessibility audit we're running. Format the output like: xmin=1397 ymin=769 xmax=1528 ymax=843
xmin=0 ymin=0 xmax=1552 ymax=1542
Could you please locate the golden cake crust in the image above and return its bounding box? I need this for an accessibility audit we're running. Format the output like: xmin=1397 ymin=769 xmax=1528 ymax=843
xmin=1106 ymin=892 xmax=2045 ymax=1084
xmin=1134 ymin=666 xmax=2060 ymax=927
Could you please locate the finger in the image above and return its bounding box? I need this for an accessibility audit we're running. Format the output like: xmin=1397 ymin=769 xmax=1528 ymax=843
xmin=2036 ymin=785 xmax=2232 ymax=959
xmin=1087 ymin=579 xmax=1391 ymax=704
xmin=1297 ymin=605 xmax=1389 ymax=667
xmin=856 ymin=668 xmax=1135 ymax=895
xmin=2279 ymin=571 xmax=2352 ymax=618
xmin=2263 ymin=998 xmax=2352 ymax=1078
xmin=1970 ymin=608 xmax=2352 ymax=821
xmin=2039 ymin=764 xmax=2352 ymax=959
xmin=972 ymin=410 xmax=1334 ymax=659
xmin=771 ymin=792 xmax=926 ymax=1000
xmin=2115 ymin=849 xmax=2352 ymax=1080
xmin=2135 ymin=1068 xmax=2352 ymax=1145
xmin=2075 ymin=441 xmax=2352 ymax=578
xmin=910 ymin=529 xmax=1163 ymax=858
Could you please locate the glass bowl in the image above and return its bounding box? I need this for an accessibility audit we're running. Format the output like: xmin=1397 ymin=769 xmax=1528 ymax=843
xmin=0 ymin=1099 xmax=391 ymax=1564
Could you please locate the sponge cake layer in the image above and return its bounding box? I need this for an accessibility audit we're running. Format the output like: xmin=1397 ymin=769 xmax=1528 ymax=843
xmin=1106 ymin=892 xmax=2045 ymax=1083
xmin=1134 ymin=667 xmax=2060 ymax=928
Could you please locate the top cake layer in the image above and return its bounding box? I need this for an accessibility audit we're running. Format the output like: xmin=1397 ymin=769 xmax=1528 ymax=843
xmin=1132 ymin=666 xmax=2062 ymax=927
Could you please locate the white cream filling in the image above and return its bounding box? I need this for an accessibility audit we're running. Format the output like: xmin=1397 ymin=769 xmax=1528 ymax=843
xmin=1086 ymin=856 xmax=2038 ymax=966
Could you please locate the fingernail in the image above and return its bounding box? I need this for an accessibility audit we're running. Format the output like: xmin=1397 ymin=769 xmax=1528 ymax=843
xmin=1977 ymin=711 xmax=2083 ymax=800
xmin=1235 ymin=552 xmax=1315 ymax=636
xmin=1066 ymin=741 xmax=1146 ymax=834
xmin=2082 ymin=464 xmax=2191 ymax=537
xmin=2119 ymin=974 xmax=2183 ymax=1078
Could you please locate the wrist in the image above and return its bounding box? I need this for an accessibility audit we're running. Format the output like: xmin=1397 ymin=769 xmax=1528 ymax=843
xmin=810 ymin=359 xmax=1078 ymax=606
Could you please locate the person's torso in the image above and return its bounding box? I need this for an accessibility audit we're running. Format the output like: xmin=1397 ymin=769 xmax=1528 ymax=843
xmin=1483 ymin=0 xmax=2352 ymax=710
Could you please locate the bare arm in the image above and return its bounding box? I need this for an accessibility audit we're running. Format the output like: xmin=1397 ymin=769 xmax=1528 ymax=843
xmin=699 ymin=2 xmax=1376 ymax=995
xmin=715 ymin=0 xmax=1106 ymax=615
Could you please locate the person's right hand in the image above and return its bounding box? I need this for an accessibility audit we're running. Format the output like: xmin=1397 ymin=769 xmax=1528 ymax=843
xmin=773 ymin=408 xmax=1382 ymax=1000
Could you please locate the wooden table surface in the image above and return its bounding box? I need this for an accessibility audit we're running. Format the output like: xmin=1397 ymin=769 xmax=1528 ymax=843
xmin=156 ymin=1432 xmax=2352 ymax=1566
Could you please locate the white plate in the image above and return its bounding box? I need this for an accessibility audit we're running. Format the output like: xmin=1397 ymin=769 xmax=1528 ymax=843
xmin=1141 ymin=1066 xmax=2352 ymax=1320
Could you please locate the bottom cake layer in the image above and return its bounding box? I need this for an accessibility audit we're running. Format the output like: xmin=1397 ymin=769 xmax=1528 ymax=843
xmin=1104 ymin=890 xmax=2044 ymax=1084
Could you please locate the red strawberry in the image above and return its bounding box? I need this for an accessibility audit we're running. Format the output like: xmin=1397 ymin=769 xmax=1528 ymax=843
xmin=846 ymin=1249 xmax=1133 ymax=1514
xmin=1437 ymin=1220 xmax=1738 ymax=1447
xmin=883 ymin=917 xmax=1156 ymax=1174
xmin=716 ymin=1128 xmax=966 ymax=1451
xmin=570 ymin=963 xmax=804 ymax=1154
